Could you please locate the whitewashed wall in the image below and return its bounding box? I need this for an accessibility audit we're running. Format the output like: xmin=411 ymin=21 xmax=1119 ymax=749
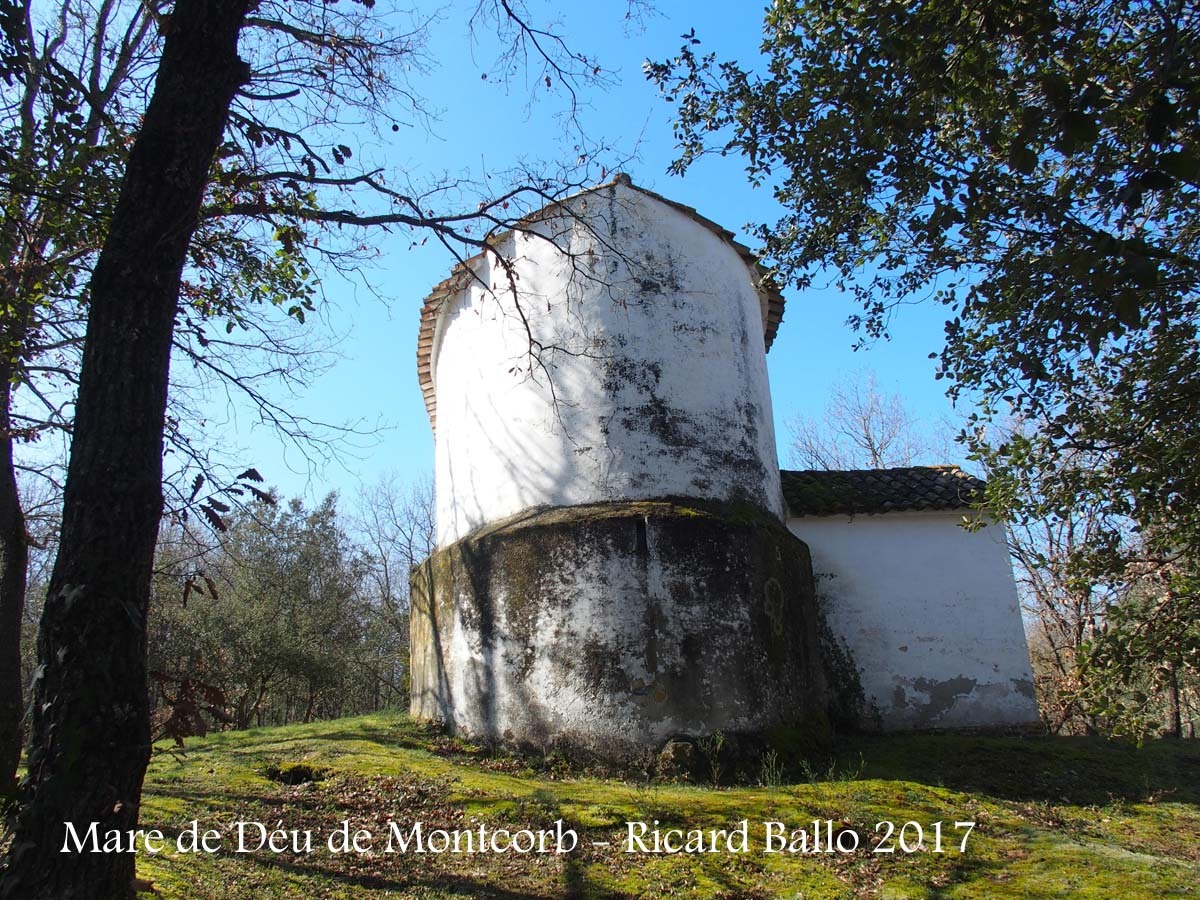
xmin=786 ymin=510 xmax=1040 ymax=730
xmin=431 ymin=181 xmax=784 ymax=547
xmin=410 ymin=505 xmax=826 ymax=754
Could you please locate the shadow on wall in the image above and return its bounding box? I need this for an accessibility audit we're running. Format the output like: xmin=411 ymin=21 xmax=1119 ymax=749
xmin=432 ymin=186 xmax=783 ymax=547
xmin=409 ymin=498 xmax=832 ymax=760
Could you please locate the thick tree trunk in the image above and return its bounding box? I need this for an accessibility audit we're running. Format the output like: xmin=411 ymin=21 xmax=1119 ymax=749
xmin=0 ymin=377 xmax=28 ymax=802
xmin=0 ymin=3 xmax=249 ymax=897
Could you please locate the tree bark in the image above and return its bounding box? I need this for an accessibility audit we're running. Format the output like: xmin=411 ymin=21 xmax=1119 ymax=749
xmin=0 ymin=2 xmax=250 ymax=896
xmin=0 ymin=375 xmax=28 ymax=803
xmin=1166 ymin=662 xmax=1182 ymax=739
xmin=0 ymin=98 xmax=43 ymax=803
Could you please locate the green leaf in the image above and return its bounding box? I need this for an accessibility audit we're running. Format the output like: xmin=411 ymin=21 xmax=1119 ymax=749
xmin=1009 ymin=144 xmax=1038 ymax=174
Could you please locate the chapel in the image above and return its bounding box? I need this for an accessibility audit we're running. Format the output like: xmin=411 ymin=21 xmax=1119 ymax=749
xmin=409 ymin=174 xmax=1039 ymax=755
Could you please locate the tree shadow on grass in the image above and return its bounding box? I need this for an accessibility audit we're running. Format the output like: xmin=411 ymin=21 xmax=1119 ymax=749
xmin=237 ymin=851 xmax=567 ymax=899
xmin=143 ymin=767 xmax=631 ymax=898
xmin=834 ymin=733 xmax=1200 ymax=805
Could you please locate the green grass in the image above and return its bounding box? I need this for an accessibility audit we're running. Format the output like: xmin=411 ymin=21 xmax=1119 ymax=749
xmin=132 ymin=713 xmax=1200 ymax=898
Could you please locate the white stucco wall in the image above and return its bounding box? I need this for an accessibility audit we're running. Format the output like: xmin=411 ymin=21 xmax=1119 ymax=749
xmin=431 ymin=181 xmax=784 ymax=547
xmin=786 ymin=510 xmax=1039 ymax=730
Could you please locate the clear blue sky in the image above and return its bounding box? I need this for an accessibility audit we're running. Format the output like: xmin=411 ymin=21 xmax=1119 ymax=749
xmin=219 ymin=1 xmax=962 ymax=502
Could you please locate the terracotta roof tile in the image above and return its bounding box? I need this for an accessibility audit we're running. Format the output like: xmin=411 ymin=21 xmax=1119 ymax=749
xmin=781 ymin=466 xmax=986 ymax=517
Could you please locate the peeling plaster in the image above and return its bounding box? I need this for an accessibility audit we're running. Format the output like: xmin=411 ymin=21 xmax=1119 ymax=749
xmin=788 ymin=510 xmax=1040 ymax=731
xmin=409 ymin=501 xmax=827 ymax=757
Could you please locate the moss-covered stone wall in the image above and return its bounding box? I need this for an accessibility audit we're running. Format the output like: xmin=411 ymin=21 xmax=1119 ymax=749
xmin=410 ymin=498 xmax=828 ymax=760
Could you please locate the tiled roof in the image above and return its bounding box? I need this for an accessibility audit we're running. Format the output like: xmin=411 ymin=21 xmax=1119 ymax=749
xmin=415 ymin=174 xmax=785 ymax=432
xmin=781 ymin=466 xmax=986 ymax=517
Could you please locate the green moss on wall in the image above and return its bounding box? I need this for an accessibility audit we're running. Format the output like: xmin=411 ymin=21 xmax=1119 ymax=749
xmin=409 ymin=497 xmax=832 ymax=760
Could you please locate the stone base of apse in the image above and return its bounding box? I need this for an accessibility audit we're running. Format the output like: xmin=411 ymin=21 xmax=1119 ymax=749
xmin=409 ymin=499 xmax=829 ymax=762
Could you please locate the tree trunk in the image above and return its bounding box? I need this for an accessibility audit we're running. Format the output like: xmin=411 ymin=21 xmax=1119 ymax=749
xmin=0 ymin=376 xmax=28 ymax=802
xmin=0 ymin=168 xmax=43 ymax=808
xmin=1166 ymin=662 xmax=1182 ymax=739
xmin=0 ymin=3 xmax=249 ymax=897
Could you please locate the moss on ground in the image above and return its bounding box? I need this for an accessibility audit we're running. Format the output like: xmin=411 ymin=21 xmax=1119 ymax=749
xmin=129 ymin=713 xmax=1200 ymax=898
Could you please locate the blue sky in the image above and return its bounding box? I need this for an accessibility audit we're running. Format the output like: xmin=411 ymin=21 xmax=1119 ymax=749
xmin=220 ymin=1 xmax=963 ymax=501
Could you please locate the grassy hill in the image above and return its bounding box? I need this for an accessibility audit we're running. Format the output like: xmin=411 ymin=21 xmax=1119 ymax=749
xmin=132 ymin=713 xmax=1200 ymax=898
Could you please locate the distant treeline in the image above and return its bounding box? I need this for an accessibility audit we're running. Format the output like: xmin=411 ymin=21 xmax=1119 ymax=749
xmin=20 ymin=478 xmax=433 ymax=740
